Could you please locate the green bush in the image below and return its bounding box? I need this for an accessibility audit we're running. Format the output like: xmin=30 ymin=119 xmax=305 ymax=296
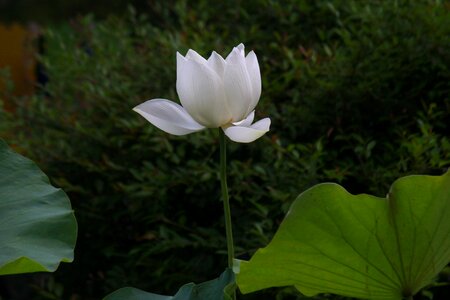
xmin=2 ymin=0 xmax=449 ymax=299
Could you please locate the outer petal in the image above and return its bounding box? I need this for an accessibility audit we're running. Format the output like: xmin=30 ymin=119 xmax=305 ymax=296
xmin=245 ymin=51 xmax=262 ymax=115
xmin=236 ymin=43 xmax=245 ymax=56
xmin=232 ymin=110 xmax=255 ymax=127
xmin=133 ymin=99 xmax=205 ymax=135
xmin=226 ymin=44 xmax=245 ymax=60
xmin=223 ymin=47 xmax=254 ymax=122
xmin=185 ymin=49 xmax=208 ymax=65
xmin=207 ymin=51 xmax=226 ymax=77
xmin=223 ymin=117 xmax=271 ymax=143
xmin=176 ymin=53 xmax=231 ymax=127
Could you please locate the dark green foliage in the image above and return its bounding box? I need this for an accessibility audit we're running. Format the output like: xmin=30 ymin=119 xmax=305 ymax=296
xmin=0 ymin=0 xmax=149 ymax=24
xmin=1 ymin=0 xmax=449 ymax=299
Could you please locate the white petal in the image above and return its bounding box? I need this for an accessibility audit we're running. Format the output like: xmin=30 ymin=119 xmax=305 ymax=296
xmin=236 ymin=43 xmax=245 ymax=56
xmin=245 ymin=51 xmax=262 ymax=115
xmin=185 ymin=49 xmax=208 ymax=65
xmin=224 ymin=117 xmax=271 ymax=143
xmin=207 ymin=51 xmax=226 ymax=77
xmin=232 ymin=111 xmax=255 ymax=127
xmin=133 ymin=99 xmax=205 ymax=135
xmin=226 ymin=44 xmax=245 ymax=61
xmin=176 ymin=54 xmax=231 ymax=127
xmin=223 ymin=48 xmax=254 ymax=122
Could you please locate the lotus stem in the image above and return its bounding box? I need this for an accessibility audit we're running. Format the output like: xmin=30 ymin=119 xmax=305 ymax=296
xmin=219 ymin=128 xmax=236 ymax=299
xmin=219 ymin=128 xmax=235 ymax=267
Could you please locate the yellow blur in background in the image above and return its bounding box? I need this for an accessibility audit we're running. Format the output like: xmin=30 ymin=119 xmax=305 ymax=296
xmin=0 ymin=23 xmax=36 ymax=99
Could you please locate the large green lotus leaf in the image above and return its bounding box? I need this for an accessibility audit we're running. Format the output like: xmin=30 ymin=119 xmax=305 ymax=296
xmin=237 ymin=172 xmax=450 ymax=299
xmin=0 ymin=139 xmax=77 ymax=275
xmin=104 ymin=268 xmax=235 ymax=300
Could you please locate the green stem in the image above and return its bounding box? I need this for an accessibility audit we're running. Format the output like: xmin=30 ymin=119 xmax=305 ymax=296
xmin=219 ymin=128 xmax=235 ymax=269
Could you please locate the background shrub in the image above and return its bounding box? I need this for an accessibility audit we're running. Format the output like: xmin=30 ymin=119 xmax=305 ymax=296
xmin=1 ymin=0 xmax=449 ymax=299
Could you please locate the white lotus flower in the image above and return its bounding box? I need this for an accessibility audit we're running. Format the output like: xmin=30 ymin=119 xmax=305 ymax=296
xmin=133 ymin=44 xmax=271 ymax=143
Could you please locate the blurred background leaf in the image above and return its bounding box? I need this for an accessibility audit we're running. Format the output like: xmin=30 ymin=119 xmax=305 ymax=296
xmin=0 ymin=139 xmax=77 ymax=275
